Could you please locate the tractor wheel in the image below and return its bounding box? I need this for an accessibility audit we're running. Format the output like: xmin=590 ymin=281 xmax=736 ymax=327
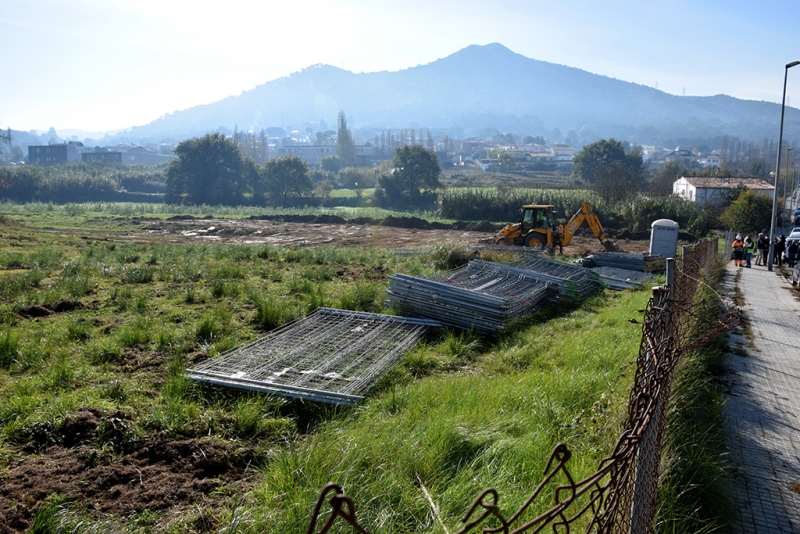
xmin=524 ymin=234 xmax=543 ymax=248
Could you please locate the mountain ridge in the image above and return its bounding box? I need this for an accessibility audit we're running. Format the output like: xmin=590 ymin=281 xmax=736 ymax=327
xmin=103 ymin=43 xmax=798 ymax=146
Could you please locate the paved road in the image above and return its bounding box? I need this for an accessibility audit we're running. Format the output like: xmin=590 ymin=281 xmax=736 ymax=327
xmin=723 ymin=263 xmax=800 ymax=533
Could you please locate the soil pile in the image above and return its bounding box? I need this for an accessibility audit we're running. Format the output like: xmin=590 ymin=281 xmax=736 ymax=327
xmin=0 ymin=407 xmax=255 ymax=532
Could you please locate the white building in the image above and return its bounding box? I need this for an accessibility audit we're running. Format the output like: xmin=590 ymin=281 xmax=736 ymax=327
xmin=673 ymin=176 xmax=773 ymax=204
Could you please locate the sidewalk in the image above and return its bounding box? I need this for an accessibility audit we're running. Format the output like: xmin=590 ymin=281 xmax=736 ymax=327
xmin=723 ymin=262 xmax=800 ymax=533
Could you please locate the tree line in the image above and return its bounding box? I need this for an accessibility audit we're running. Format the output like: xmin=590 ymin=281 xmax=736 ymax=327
xmin=164 ymin=133 xmax=442 ymax=210
xmin=0 ymin=132 xmax=782 ymax=237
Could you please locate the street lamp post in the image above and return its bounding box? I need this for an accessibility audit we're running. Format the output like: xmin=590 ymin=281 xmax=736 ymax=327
xmin=795 ymin=156 xmax=800 ymax=218
xmin=785 ymin=147 xmax=794 ymax=227
xmin=768 ymin=61 xmax=800 ymax=271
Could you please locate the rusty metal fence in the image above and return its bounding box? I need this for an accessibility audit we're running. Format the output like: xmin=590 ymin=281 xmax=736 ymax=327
xmin=307 ymin=239 xmax=737 ymax=534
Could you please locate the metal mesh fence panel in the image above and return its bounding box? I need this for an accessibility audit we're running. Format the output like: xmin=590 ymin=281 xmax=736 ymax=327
xmin=590 ymin=266 xmax=658 ymax=290
xmin=308 ymin=239 xmax=738 ymax=533
xmin=387 ymin=262 xmax=558 ymax=335
xmin=187 ymin=308 xmax=440 ymax=406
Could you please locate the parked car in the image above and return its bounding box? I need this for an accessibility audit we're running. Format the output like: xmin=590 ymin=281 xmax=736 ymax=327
xmin=787 ymin=229 xmax=800 ymax=272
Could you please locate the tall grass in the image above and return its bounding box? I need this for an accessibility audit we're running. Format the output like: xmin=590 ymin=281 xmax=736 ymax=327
xmin=0 ymin=212 xmax=665 ymax=531
xmin=0 ymin=199 xmax=445 ymax=222
xmin=616 ymin=194 xmax=711 ymax=235
xmin=439 ymin=187 xmax=605 ymax=222
xmin=0 ymin=328 xmax=20 ymax=368
xmin=248 ymin=290 xmax=297 ymax=330
xmin=249 ymin=290 xmax=648 ymax=531
xmin=655 ymin=259 xmax=736 ymax=532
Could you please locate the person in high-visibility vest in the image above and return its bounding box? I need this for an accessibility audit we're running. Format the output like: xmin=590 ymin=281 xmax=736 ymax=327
xmin=744 ymin=236 xmax=756 ymax=268
xmin=732 ymin=234 xmax=744 ymax=267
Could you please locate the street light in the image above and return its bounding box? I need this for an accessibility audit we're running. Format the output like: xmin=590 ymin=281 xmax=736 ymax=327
xmin=785 ymin=146 xmax=794 ymax=226
xmin=789 ymin=157 xmax=800 ymax=219
xmin=768 ymin=60 xmax=800 ymax=271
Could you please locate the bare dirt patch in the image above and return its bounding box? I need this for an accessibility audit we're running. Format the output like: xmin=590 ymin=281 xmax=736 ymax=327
xmin=18 ymin=299 xmax=83 ymax=319
xmin=94 ymin=216 xmax=649 ymax=256
xmin=0 ymin=408 xmax=254 ymax=532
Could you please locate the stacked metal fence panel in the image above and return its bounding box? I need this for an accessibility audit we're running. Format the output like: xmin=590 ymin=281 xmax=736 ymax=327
xmin=387 ymin=262 xmax=555 ymax=335
xmin=591 ymin=266 xmax=658 ymax=290
xmin=186 ymin=308 xmax=440 ymax=406
xmin=507 ymin=256 xmax=603 ymax=304
xmin=589 ymin=252 xmax=664 ymax=272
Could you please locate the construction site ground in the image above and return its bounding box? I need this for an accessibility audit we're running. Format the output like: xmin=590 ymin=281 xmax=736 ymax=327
xmin=73 ymin=215 xmax=659 ymax=255
xmin=0 ymin=214 xmax=667 ymax=531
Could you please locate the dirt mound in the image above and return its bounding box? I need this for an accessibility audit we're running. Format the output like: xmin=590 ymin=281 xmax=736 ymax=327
xmin=349 ymin=217 xmax=376 ymax=225
xmin=250 ymin=214 xmax=349 ymax=225
xmin=377 ymin=216 xmax=432 ymax=230
xmin=17 ymin=304 xmax=52 ymax=318
xmin=0 ymin=435 xmax=253 ymax=532
xmin=617 ymin=229 xmax=650 ymax=240
xmin=461 ymin=221 xmax=499 ymax=232
xmin=19 ymin=299 xmax=82 ymax=318
xmin=60 ymin=407 xmax=103 ymax=447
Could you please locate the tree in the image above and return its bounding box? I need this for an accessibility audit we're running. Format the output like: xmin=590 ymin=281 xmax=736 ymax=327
xmin=165 ymin=133 xmax=247 ymax=205
xmin=261 ymin=155 xmax=312 ymax=206
xmin=336 ymin=111 xmax=355 ymax=165
xmin=719 ymin=190 xmax=773 ymax=235
xmin=314 ymin=178 xmax=333 ymax=200
xmin=497 ymin=152 xmax=518 ymax=171
xmin=523 ymin=135 xmax=546 ymax=145
xmin=492 ymin=133 xmax=515 ymax=145
xmin=572 ymin=138 xmax=644 ymax=201
xmin=374 ymin=146 xmax=441 ymax=209
xmin=320 ymin=154 xmax=345 ymax=173
xmin=650 ymin=161 xmax=683 ymax=196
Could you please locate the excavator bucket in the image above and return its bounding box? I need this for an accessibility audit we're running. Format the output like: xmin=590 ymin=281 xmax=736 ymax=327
xmin=603 ymin=240 xmax=620 ymax=252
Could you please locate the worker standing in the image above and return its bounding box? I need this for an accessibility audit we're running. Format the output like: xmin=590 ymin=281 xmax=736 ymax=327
xmin=744 ymin=236 xmax=756 ymax=268
xmin=732 ymin=234 xmax=744 ymax=267
xmin=756 ymin=233 xmax=769 ymax=266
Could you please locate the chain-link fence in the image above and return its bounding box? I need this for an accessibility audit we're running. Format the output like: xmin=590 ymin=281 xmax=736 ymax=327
xmin=307 ymin=239 xmax=737 ymax=534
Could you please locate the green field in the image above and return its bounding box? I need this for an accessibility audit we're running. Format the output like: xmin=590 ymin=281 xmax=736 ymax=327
xmin=0 ymin=209 xmax=651 ymax=532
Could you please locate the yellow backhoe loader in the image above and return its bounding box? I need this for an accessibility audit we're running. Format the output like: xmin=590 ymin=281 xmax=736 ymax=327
xmin=490 ymin=201 xmax=619 ymax=253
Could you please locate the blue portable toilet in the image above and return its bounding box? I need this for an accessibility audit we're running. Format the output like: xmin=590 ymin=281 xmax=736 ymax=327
xmin=650 ymin=219 xmax=679 ymax=258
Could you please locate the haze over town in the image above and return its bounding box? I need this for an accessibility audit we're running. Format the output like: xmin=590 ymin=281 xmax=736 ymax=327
xmin=3 ymin=0 xmax=800 ymax=134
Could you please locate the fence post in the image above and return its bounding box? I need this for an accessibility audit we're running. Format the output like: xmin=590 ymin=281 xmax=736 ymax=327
xmin=630 ymin=257 xmax=674 ymax=533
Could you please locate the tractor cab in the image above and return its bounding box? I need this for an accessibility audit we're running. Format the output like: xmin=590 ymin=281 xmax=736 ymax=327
xmin=520 ymin=205 xmax=555 ymax=234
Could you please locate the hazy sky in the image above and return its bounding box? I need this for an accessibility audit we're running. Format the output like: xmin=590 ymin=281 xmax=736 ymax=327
xmin=2 ymin=0 xmax=799 ymax=134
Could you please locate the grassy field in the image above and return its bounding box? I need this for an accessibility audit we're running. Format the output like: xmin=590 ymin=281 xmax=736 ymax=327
xmin=0 ymin=210 xmax=649 ymax=532
xmin=0 ymin=200 xmax=448 ymax=229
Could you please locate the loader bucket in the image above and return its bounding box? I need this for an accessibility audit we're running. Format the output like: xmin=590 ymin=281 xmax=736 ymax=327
xmin=603 ymin=240 xmax=620 ymax=252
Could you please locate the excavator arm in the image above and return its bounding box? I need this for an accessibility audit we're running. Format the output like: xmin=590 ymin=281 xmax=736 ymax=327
xmin=559 ymin=202 xmax=618 ymax=251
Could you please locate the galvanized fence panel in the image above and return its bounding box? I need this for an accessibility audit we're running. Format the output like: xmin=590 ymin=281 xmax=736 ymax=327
xmin=187 ymin=308 xmax=440 ymax=406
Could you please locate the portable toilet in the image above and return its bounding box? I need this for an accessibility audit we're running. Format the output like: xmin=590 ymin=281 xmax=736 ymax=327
xmin=650 ymin=219 xmax=679 ymax=258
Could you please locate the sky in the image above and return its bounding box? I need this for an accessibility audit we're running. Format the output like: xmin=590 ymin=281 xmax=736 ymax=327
xmin=2 ymin=0 xmax=799 ymax=134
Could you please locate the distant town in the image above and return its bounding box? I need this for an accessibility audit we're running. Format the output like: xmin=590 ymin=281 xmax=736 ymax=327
xmin=10 ymin=130 xmax=727 ymax=173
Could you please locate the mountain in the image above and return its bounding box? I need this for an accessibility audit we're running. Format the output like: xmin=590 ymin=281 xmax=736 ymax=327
xmin=105 ymin=43 xmax=799 ymax=146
